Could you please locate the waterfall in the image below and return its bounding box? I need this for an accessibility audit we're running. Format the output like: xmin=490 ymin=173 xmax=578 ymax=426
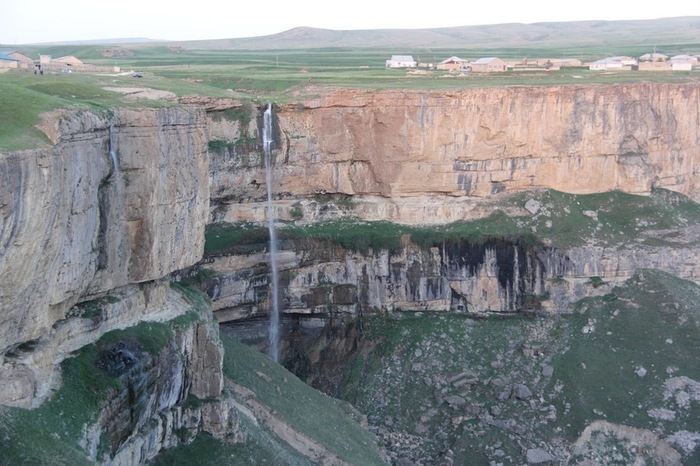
xmin=108 ymin=118 xmax=121 ymax=194
xmin=263 ymin=104 xmax=281 ymax=362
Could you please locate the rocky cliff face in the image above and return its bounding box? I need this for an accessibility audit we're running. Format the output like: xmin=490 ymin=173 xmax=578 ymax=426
xmin=209 ymin=83 xmax=700 ymax=224
xmin=79 ymin=295 xmax=227 ymax=466
xmin=201 ymin=222 xmax=700 ymax=326
xmin=0 ymin=107 xmax=209 ymax=406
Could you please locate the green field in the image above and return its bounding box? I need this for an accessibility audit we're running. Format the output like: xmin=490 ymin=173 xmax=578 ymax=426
xmin=2 ymin=32 xmax=699 ymax=151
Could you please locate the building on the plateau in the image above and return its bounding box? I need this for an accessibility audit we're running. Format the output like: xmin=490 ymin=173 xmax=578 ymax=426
xmin=436 ymin=56 xmax=469 ymax=71
xmin=385 ymin=55 xmax=417 ymax=68
xmin=470 ymin=57 xmax=507 ymax=73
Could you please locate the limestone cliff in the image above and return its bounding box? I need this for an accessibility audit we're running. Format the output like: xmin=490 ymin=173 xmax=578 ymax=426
xmin=209 ymin=83 xmax=700 ymax=224
xmin=0 ymin=107 xmax=209 ymax=406
xmin=200 ymin=223 xmax=700 ymax=324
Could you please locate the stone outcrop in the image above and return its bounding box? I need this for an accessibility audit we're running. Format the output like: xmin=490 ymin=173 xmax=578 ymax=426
xmin=208 ymin=83 xmax=700 ymax=224
xmin=571 ymin=420 xmax=682 ymax=465
xmin=80 ymin=303 xmax=226 ymax=465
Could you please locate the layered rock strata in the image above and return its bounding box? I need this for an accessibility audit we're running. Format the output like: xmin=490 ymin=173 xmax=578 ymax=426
xmin=0 ymin=107 xmax=209 ymax=406
xmin=201 ymin=223 xmax=700 ymax=323
xmin=208 ymin=83 xmax=700 ymax=224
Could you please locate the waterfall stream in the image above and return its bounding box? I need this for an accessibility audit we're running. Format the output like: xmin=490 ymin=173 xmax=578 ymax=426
xmin=263 ymin=104 xmax=281 ymax=362
xmin=108 ymin=118 xmax=121 ymax=194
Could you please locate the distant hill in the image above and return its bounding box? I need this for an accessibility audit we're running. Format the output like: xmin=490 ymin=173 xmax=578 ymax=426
xmin=176 ymin=16 xmax=700 ymax=50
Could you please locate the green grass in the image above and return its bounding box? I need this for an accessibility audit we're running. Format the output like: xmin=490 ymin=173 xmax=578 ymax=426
xmin=205 ymin=213 xmax=540 ymax=257
xmin=0 ymin=344 xmax=122 ymax=465
xmin=220 ymin=333 xmax=387 ymax=465
xmin=204 ymin=221 xmax=269 ymax=255
xmin=496 ymin=188 xmax=700 ymax=248
xmin=281 ymin=219 xmax=409 ymax=253
xmin=204 ymin=188 xmax=700 ymax=258
xmin=0 ymin=72 xmax=169 ymax=150
xmin=170 ymin=280 xmax=213 ymax=316
xmin=152 ymin=431 xmax=311 ymax=466
xmin=0 ymin=73 xmax=71 ymax=150
xmin=97 ymin=321 xmax=174 ymax=355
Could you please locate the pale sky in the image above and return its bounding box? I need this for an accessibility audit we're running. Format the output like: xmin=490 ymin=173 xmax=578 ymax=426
xmin=1 ymin=0 xmax=697 ymax=44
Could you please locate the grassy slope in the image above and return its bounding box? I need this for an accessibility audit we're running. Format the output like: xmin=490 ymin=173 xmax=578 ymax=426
xmin=154 ymin=333 xmax=387 ymax=465
xmin=219 ymin=333 xmax=387 ymax=465
xmin=0 ymin=321 xmax=180 ymax=465
xmin=0 ymin=70 xmax=230 ymax=151
xmin=556 ymin=270 xmax=700 ymax=439
xmin=152 ymin=430 xmax=312 ymax=466
xmin=0 ymin=285 xmax=205 ymax=465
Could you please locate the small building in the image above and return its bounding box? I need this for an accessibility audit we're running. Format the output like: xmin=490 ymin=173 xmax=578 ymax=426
xmin=549 ymin=58 xmax=582 ymax=68
xmin=52 ymin=55 xmax=84 ymax=68
xmin=436 ymin=56 xmax=468 ymax=71
xmin=512 ymin=58 xmax=584 ymax=70
xmin=0 ymin=53 xmax=19 ymax=69
xmin=0 ymin=51 xmax=34 ymax=69
xmin=669 ymin=55 xmax=697 ymax=71
xmin=470 ymin=57 xmax=507 ymax=73
xmin=639 ymin=52 xmax=668 ymax=62
xmin=589 ymin=56 xmax=637 ymax=71
xmin=385 ymin=55 xmax=417 ymax=69
xmin=638 ymin=61 xmax=672 ymax=71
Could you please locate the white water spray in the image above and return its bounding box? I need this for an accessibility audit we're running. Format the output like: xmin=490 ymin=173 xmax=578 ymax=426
xmin=263 ymin=104 xmax=281 ymax=362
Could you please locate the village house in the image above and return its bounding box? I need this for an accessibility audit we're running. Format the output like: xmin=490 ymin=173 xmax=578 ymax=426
xmin=0 ymin=51 xmax=34 ymax=69
xmin=385 ymin=55 xmax=417 ymax=68
xmin=639 ymin=52 xmax=669 ymax=62
xmin=33 ymin=53 xmax=118 ymax=73
xmin=638 ymin=53 xmax=696 ymax=71
xmin=669 ymin=55 xmax=697 ymax=71
xmin=470 ymin=57 xmax=507 ymax=73
xmin=51 ymin=55 xmax=84 ymax=68
xmin=0 ymin=54 xmax=19 ymax=69
xmin=547 ymin=58 xmax=583 ymax=69
xmin=589 ymin=56 xmax=637 ymax=71
xmin=436 ymin=56 xmax=468 ymax=71
xmin=638 ymin=61 xmax=672 ymax=71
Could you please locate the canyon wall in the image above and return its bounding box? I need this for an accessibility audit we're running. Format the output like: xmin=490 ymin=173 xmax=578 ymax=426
xmin=210 ymin=83 xmax=700 ymax=224
xmin=0 ymin=107 xmax=210 ymax=406
xmin=203 ymin=83 xmax=700 ymax=325
xmin=201 ymin=222 xmax=700 ymax=324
